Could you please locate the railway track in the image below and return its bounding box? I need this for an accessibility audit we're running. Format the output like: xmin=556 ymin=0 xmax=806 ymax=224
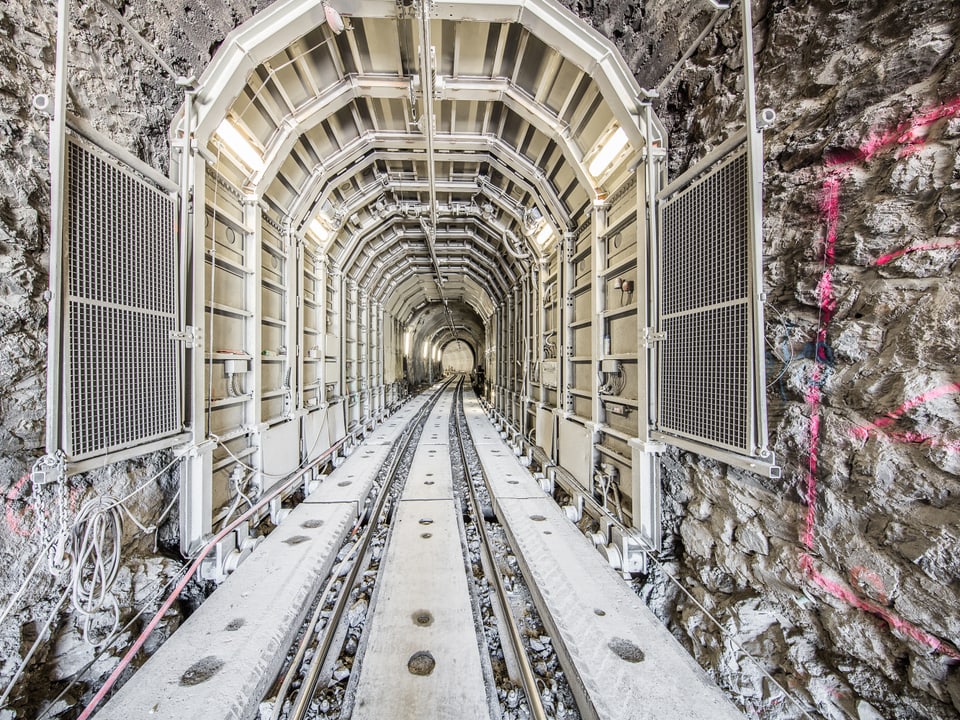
xmin=97 ymin=378 xmax=744 ymax=720
xmin=263 ymin=377 xmax=578 ymax=720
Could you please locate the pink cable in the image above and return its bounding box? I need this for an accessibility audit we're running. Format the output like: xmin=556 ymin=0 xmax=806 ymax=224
xmin=78 ymin=440 xmax=347 ymax=720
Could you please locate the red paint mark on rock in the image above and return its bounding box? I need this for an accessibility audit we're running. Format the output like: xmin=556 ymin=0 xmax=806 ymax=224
xmin=5 ymin=474 xmax=35 ymax=538
xmin=875 ymin=239 xmax=960 ymax=266
xmin=849 ymin=566 xmax=889 ymax=604
xmin=849 ymin=383 xmax=960 ymax=453
xmin=803 ymin=99 xmax=960 ymax=659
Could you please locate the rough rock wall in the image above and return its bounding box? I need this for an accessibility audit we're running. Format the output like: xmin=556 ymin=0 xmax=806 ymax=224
xmin=562 ymin=0 xmax=960 ymax=718
xmin=0 ymin=1 xmax=272 ymax=716
xmin=1 ymin=0 xmax=958 ymax=718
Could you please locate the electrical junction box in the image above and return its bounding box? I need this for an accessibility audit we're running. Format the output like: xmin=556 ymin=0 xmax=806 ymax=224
xmin=600 ymin=359 xmax=620 ymax=373
xmin=541 ymin=359 xmax=558 ymax=388
xmin=223 ymin=358 xmax=249 ymax=375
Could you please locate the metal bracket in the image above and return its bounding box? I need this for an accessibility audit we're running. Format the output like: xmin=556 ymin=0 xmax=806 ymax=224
xmin=169 ymin=325 xmax=201 ymax=348
xmin=642 ymin=328 xmax=666 ymax=347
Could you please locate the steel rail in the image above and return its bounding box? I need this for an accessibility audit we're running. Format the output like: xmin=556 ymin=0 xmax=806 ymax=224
xmin=283 ymin=378 xmax=455 ymax=720
xmin=452 ymin=378 xmax=549 ymax=720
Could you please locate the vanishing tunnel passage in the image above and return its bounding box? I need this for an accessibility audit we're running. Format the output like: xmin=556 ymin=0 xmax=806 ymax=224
xmin=3 ymin=0 xmax=960 ymax=719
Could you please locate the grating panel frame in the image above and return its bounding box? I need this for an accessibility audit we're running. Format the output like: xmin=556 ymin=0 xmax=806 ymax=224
xmin=64 ymin=135 xmax=181 ymax=460
xmin=658 ymin=305 xmax=749 ymax=453
xmin=657 ymin=144 xmax=754 ymax=455
xmin=660 ymin=149 xmax=749 ymax=317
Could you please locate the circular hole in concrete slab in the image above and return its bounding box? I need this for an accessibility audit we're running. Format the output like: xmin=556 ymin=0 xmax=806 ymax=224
xmin=419 ymin=518 xmax=433 ymax=525
xmin=594 ymin=608 xmax=606 ymax=617
xmin=508 ymin=480 xmax=519 ymax=485
xmin=426 ymin=473 xmax=434 ymax=476
xmin=412 ymin=610 xmax=434 ymax=627
xmin=179 ymin=656 xmax=224 ymax=686
xmin=424 ymin=481 xmax=435 ymax=485
xmin=608 ymin=638 xmax=644 ymax=663
xmin=421 ymin=533 xmax=432 ymax=539
xmin=301 ymin=519 xmax=324 ymax=529
xmin=543 ymin=531 xmax=552 ymax=535
xmin=407 ymin=651 xmax=436 ymax=676
xmin=225 ymin=618 xmax=245 ymax=631
xmin=530 ymin=515 xmax=546 ymax=522
xmin=283 ymin=535 xmax=310 ymax=545
xmin=338 ymin=481 xmax=352 ymax=487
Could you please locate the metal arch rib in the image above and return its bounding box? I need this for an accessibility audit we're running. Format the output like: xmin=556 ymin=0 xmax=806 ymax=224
xmin=386 ymin=265 xmax=500 ymax=319
xmin=249 ymin=74 xmax=594 ymax=202
xmin=187 ymin=0 xmax=657 ymax=149
xmin=289 ymin=139 xmax=571 ymax=242
xmin=357 ymin=232 xmax=515 ymax=298
xmin=348 ymin=223 xmax=519 ymax=290
xmin=360 ymin=243 xmax=509 ymax=307
xmin=357 ymin=246 xmax=505 ymax=311
xmin=335 ymin=201 xmax=521 ymax=285
xmin=329 ymin=184 xmax=536 ymax=270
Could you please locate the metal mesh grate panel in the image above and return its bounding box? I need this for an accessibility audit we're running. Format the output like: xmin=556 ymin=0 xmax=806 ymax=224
xmin=64 ymin=137 xmax=180 ymax=459
xmin=659 ymin=305 xmax=749 ymax=451
xmin=661 ymin=150 xmax=749 ymax=316
xmin=657 ymin=147 xmax=752 ymax=454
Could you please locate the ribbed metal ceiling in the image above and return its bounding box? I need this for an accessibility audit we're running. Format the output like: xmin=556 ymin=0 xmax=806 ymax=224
xmin=190 ymin=0 xmax=660 ymax=348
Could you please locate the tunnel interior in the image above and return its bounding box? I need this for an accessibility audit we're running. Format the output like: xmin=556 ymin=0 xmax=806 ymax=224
xmin=2 ymin=0 xmax=960 ymax=718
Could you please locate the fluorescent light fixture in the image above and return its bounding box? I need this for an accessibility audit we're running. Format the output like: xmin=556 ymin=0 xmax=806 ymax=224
xmin=404 ymin=331 xmax=411 ymax=356
xmin=435 ymin=347 xmax=442 ymax=362
xmin=214 ymin=118 xmax=264 ymax=173
xmin=309 ymin=217 xmax=331 ymax=243
xmin=588 ymin=126 xmax=629 ymax=180
xmin=422 ymin=343 xmax=430 ymax=360
xmin=534 ymin=221 xmax=555 ymax=248
xmin=324 ymin=3 xmax=345 ymax=34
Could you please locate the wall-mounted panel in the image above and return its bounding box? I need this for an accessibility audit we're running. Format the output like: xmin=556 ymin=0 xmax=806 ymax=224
xmin=62 ymin=134 xmax=181 ymax=460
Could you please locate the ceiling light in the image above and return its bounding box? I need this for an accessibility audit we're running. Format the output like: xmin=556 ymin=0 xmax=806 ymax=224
xmin=588 ymin=126 xmax=629 ymax=180
xmin=534 ymin=221 xmax=555 ymax=248
xmin=309 ymin=217 xmax=331 ymax=243
xmin=214 ymin=118 xmax=264 ymax=173
xmin=324 ymin=4 xmax=345 ymax=34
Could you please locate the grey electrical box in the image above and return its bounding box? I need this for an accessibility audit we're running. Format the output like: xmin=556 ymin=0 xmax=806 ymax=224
xmin=600 ymin=359 xmax=620 ymax=373
xmin=542 ymin=360 xmax=558 ymax=388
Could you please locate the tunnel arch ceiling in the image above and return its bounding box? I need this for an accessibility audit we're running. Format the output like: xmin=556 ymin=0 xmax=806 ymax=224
xmin=169 ymin=0 xmax=772 ymax=558
xmin=181 ymin=0 xmax=666 ymax=327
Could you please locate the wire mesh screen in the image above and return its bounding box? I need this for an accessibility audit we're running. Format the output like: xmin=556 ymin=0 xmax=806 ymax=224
xmin=657 ymin=146 xmax=753 ymax=454
xmin=64 ymin=136 xmax=180 ymax=459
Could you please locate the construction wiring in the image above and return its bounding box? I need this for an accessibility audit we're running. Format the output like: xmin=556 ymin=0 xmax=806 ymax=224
xmin=34 ymin=562 xmax=192 ymax=720
xmin=70 ymin=498 xmax=123 ymax=645
xmin=0 ymin=588 xmax=71 ymax=710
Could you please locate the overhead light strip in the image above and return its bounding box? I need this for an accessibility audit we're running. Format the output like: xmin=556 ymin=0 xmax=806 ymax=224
xmin=214 ymin=117 xmax=264 ymax=173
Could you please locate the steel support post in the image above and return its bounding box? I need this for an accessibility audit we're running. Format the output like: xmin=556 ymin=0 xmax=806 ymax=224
xmin=741 ymin=0 xmax=771 ymax=457
xmin=44 ymin=0 xmax=70 ymax=455
xmin=181 ymin=145 xmax=211 ymax=555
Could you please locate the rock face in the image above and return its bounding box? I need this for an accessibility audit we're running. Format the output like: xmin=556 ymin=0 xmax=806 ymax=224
xmin=1 ymin=0 xmax=958 ymax=718
xmin=560 ymin=1 xmax=960 ymax=718
xmin=0 ymin=1 xmax=271 ymax=717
